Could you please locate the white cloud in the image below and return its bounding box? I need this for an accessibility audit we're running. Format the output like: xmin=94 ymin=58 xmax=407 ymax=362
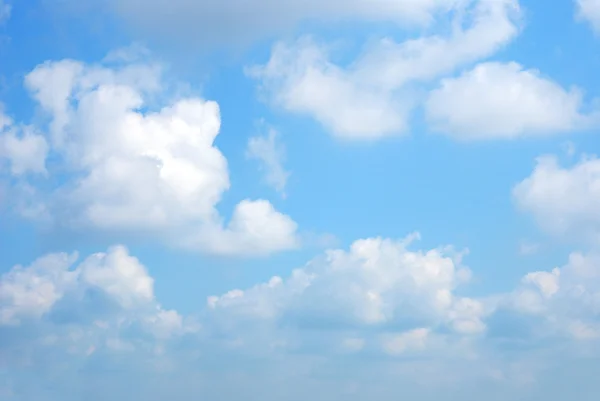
xmin=183 ymin=199 xmax=299 ymax=256
xmin=208 ymin=234 xmax=486 ymax=336
xmin=246 ymin=127 xmax=290 ymax=197
xmin=77 ymin=245 xmax=155 ymax=309
xmin=0 ymin=252 xmax=78 ymax=325
xmin=248 ymin=0 xmax=521 ymax=139
xmin=0 ymin=245 xmax=185 ymax=339
xmin=425 ymin=62 xmax=590 ymax=139
xmin=4 ymin=55 xmax=299 ymax=256
xmin=249 ymin=38 xmax=410 ymax=139
xmin=0 ymin=120 xmax=49 ymax=176
xmin=513 ymin=154 xmax=600 ymax=241
xmin=577 ymin=0 xmax=600 ymax=32
xmin=75 ymin=0 xmax=462 ymax=47
xmin=505 ymin=251 xmax=600 ymax=340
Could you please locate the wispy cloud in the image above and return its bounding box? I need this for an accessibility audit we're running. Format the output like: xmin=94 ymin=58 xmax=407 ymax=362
xmin=0 ymin=1 xmax=10 ymax=25
xmin=246 ymin=125 xmax=291 ymax=198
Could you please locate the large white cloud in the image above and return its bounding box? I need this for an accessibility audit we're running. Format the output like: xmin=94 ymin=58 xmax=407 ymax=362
xmin=208 ymin=234 xmax=487 ymax=340
xmin=248 ymin=0 xmax=521 ymax=139
xmin=513 ymin=154 xmax=600 ymax=242
xmin=425 ymin=62 xmax=590 ymax=139
xmin=0 ymin=54 xmax=299 ymax=256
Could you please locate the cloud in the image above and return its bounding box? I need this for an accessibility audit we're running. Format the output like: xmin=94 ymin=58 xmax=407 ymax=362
xmin=0 ymin=245 xmax=185 ymax=339
xmin=248 ymin=0 xmax=521 ymax=139
xmin=513 ymin=154 xmax=600 ymax=242
xmin=0 ymin=53 xmax=299 ymax=256
xmin=204 ymin=230 xmax=600 ymax=351
xmin=208 ymin=234 xmax=486 ymax=336
xmin=0 ymin=246 xmax=198 ymax=401
xmin=0 ymin=114 xmax=49 ymax=176
xmin=3 ymin=239 xmax=600 ymax=400
xmin=519 ymin=240 xmax=541 ymax=256
xmin=68 ymin=0 xmax=462 ymax=47
xmin=425 ymin=62 xmax=591 ymax=139
xmin=1 ymin=235 xmax=487 ymax=369
xmin=577 ymin=0 xmax=600 ymax=32
xmin=246 ymin=126 xmax=290 ymax=197
xmin=0 ymin=251 xmax=79 ymax=325
xmin=496 ymin=251 xmax=600 ymax=340
xmin=182 ymin=199 xmax=299 ymax=256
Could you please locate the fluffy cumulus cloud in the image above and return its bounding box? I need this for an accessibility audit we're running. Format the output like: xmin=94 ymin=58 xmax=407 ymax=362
xmin=248 ymin=0 xmax=521 ymax=139
xmin=513 ymin=154 xmax=600 ymax=241
xmin=208 ymin=234 xmax=488 ymax=350
xmin=3 ymin=236 xmax=600 ymax=399
xmin=0 ymin=246 xmax=200 ymax=401
xmin=0 ymin=54 xmax=299 ymax=256
xmin=1 ymin=235 xmax=488 ymax=375
xmin=0 ymin=245 xmax=187 ymax=336
xmin=425 ymin=62 xmax=590 ymax=139
xmin=498 ymin=150 xmax=600 ymax=343
xmin=495 ymin=251 xmax=600 ymax=341
xmin=1 ymin=235 xmax=486 ymax=367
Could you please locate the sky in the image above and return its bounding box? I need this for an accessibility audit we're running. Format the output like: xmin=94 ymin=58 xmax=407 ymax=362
xmin=1 ymin=0 xmax=600 ymax=399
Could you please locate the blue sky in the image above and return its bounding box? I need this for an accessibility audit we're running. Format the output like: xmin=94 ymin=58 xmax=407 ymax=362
xmin=2 ymin=0 xmax=600 ymax=399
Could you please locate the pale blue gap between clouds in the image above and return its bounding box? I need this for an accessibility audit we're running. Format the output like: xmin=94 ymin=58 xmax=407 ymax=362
xmin=1 ymin=0 xmax=600 ymax=400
